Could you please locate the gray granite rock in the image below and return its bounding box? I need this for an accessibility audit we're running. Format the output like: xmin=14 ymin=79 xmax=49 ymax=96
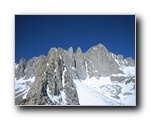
xmin=85 ymin=43 xmax=120 ymax=77
xmin=15 ymin=58 xmax=27 ymax=80
xmin=75 ymin=47 xmax=87 ymax=80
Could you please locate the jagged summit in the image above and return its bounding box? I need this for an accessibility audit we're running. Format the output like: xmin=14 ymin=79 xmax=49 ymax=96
xmin=96 ymin=43 xmax=106 ymax=49
xmin=67 ymin=46 xmax=74 ymax=59
xmin=75 ymin=46 xmax=82 ymax=54
xmin=68 ymin=46 xmax=73 ymax=52
xmin=15 ymin=43 xmax=135 ymax=106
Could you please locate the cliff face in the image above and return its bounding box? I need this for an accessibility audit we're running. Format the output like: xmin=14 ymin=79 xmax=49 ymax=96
xmin=15 ymin=43 xmax=135 ymax=105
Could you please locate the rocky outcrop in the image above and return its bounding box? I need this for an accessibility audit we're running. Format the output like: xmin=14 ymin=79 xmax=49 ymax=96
xmin=24 ymin=57 xmax=37 ymax=79
xmin=75 ymin=47 xmax=87 ymax=80
xmin=85 ymin=43 xmax=120 ymax=78
xmin=125 ymin=57 xmax=135 ymax=66
xmin=15 ymin=58 xmax=27 ymax=80
xmin=25 ymin=55 xmax=47 ymax=105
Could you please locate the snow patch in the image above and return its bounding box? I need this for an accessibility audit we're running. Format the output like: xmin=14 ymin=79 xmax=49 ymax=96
xmin=60 ymin=91 xmax=67 ymax=105
xmin=120 ymin=66 xmax=135 ymax=76
xmin=15 ymin=77 xmax=35 ymax=89
xmin=15 ymin=77 xmax=35 ymax=99
xmin=59 ymin=55 xmax=62 ymax=59
xmin=85 ymin=61 xmax=89 ymax=78
xmin=112 ymin=54 xmax=121 ymax=66
xmin=22 ymin=91 xmax=29 ymax=99
xmin=15 ymin=64 xmax=18 ymax=69
xmin=93 ymin=47 xmax=97 ymax=50
xmin=62 ymin=67 xmax=67 ymax=87
xmin=83 ymin=76 xmax=111 ymax=87
xmin=60 ymin=66 xmax=67 ymax=105
xmin=72 ymin=67 xmax=75 ymax=70
xmin=46 ymin=85 xmax=59 ymax=103
xmin=15 ymin=88 xmax=30 ymax=99
xmin=115 ymin=58 xmax=121 ymax=66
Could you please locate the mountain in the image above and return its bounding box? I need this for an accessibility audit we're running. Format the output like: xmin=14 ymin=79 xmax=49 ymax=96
xmin=15 ymin=43 xmax=135 ymax=106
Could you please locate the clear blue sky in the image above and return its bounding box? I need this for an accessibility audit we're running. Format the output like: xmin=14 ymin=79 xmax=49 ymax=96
xmin=15 ymin=15 xmax=135 ymax=63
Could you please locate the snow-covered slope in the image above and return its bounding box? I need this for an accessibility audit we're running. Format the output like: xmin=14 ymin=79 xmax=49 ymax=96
xmin=73 ymin=79 xmax=122 ymax=105
xmin=73 ymin=65 xmax=135 ymax=106
xmin=15 ymin=76 xmax=35 ymax=104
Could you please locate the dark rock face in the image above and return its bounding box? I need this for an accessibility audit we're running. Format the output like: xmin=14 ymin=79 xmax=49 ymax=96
xmin=15 ymin=43 xmax=135 ymax=105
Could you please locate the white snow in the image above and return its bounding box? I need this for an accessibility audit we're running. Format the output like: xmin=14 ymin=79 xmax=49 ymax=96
xmin=60 ymin=91 xmax=67 ymax=105
xmin=73 ymin=79 xmax=122 ymax=105
xmin=15 ymin=77 xmax=35 ymax=91
xmin=15 ymin=87 xmax=26 ymax=94
xmin=73 ymin=69 xmax=135 ymax=106
xmin=84 ymin=61 xmax=89 ymax=78
xmin=112 ymin=53 xmax=121 ymax=66
xmin=15 ymin=64 xmax=18 ymax=69
xmin=125 ymin=59 xmax=128 ymax=64
xmin=111 ymin=66 xmax=135 ymax=77
xmin=15 ymin=88 xmax=30 ymax=99
xmin=119 ymin=94 xmax=135 ymax=105
xmin=111 ymin=52 xmax=135 ymax=77
xmin=46 ymin=84 xmax=67 ymax=105
xmin=74 ymin=80 xmax=106 ymax=105
xmin=118 ymin=81 xmax=135 ymax=105
xmin=62 ymin=67 xmax=66 ymax=87
xmin=115 ymin=58 xmax=121 ymax=66
xmin=59 ymin=55 xmax=62 ymax=59
xmin=15 ymin=77 xmax=35 ymax=99
xmin=46 ymin=85 xmax=59 ymax=103
xmin=111 ymin=73 xmax=126 ymax=77
xmin=15 ymin=76 xmax=35 ymax=85
xmin=22 ymin=90 xmax=29 ymax=99
xmin=83 ymin=76 xmax=111 ymax=89
xmin=59 ymin=66 xmax=67 ymax=105
xmin=72 ymin=67 xmax=75 ymax=70
xmin=93 ymin=47 xmax=97 ymax=50
xmin=121 ymin=60 xmax=125 ymax=65
xmin=120 ymin=66 xmax=135 ymax=76
xmin=112 ymin=53 xmax=116 ymax=59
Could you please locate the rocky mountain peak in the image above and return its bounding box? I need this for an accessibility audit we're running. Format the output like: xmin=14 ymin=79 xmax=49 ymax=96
xmin=47 ymin=48 xmax=57 ymax=65
xmin=15 ymin=57 xmax=27 ymax=80
xmin=15 ymin=43 xmax=135 ymax=106
xmin=75 ymin=46 xmax=82 ymax=54
xmin=96 ymin=43 xmax=109 ymax=53
xmin=68 ymin=46 xmax=73 ymax=53
xmin=19 ymin=57 xmax=26 ymax=64
xmin=67 ymin=46 xmax=74 ymax=59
